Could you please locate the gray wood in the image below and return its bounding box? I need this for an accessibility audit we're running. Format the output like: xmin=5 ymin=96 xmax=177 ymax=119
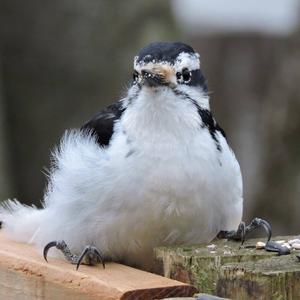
xmin=155 ymin=236 xmax=300 ymax=300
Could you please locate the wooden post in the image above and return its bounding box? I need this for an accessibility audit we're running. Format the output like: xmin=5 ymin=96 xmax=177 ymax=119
xmin=155 ymin=236 xmax=300 ymax=300
xmin=0 ymin=233 xmax=197 ymax=300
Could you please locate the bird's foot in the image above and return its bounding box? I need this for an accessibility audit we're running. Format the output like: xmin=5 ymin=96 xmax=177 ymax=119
xmin=43 ymin=240 xmax=105 ymax=270
xmin=217 ymin=217 xmax=272 ymax=245
xmin=217 ymin=221 xmax=246 ymax=243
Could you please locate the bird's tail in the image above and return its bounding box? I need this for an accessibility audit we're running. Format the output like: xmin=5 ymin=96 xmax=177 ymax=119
xmin=0 ymin=199 xmax=43 ymax=243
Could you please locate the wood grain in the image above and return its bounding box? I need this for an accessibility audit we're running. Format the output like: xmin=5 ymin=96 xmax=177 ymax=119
xmin=0 ymin=233 xmax=197 ymax=300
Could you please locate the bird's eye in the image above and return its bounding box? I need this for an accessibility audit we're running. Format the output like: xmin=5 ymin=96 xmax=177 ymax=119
xmin=182 ymin=68 xmax=192 ymax=83
xmin=133 ymin=70 xmax=139 ymax=83
xmin=176 ymin=72 xmax=182 ymax=81
xmin=176 ymin=68 xmax=192 ymax=84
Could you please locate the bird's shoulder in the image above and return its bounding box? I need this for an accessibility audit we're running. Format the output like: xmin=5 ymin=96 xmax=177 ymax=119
xmin=198 ymin=108 xmax=226 ymax=138
xmin=195 ymin=107 xmax=227 ymax=151
xmin=81 ymin=101 xmax=125 ymax=146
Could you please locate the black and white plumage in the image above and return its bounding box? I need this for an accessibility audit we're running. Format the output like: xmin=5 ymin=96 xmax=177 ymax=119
xmin=81 ymin=101 xmax=125 ymax=147
xmin=0 ymin=42 xmax=243 ymax=270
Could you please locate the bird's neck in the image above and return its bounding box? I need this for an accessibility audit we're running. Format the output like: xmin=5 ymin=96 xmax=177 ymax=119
xmin=121 ymin=87 xmax=206 ymax=144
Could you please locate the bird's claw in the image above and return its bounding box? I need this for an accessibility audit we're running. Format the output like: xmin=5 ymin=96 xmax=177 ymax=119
xmin=43 ymin=240 xmax=105 ymax=270
xmin=237 ymin=222 xmax=246 ymax=246
xmin=76 ymin=246 xmax=105 ymax=270
xmin=43 ymin=240 xmax=71 ymax=263
xmin=247 ymin=218 xmax=272 ymax=243
xmin=218 ymin=217 xmax=272 ymax=246
xmin=43 ymin=240 xmax=60 ymax=262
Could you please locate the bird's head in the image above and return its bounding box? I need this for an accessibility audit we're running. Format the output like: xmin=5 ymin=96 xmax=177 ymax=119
xmin=132 ymin=42 xmax=207 ymax=94
xmin=123 ymin=42 xmax=211 ymax=137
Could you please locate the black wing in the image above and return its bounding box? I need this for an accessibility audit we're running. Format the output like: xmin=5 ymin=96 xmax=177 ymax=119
xmin=197 ymin=108 xmax=227 ymax=152
xmin=81 ymin=101 xmax=125 ymax=146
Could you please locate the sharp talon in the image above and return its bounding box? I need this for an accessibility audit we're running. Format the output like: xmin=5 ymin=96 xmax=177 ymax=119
xmin=43 ymin=241 xmax=105 ymax=269
xmin=76 ymin=247 xmax=89 ymax=270
xmin=93 ymin=247 xmax=106 ymax=269
xmin=76 ymin=246 xmax=106 ymax=270
xmin=297 ymin=254 xmax=300 ymax=262
xmin=43 ymin=241 xmax=58 ymax=262
xmin=261 ymin=220 xmax=272 ymax=243
xmin=240 ymin=223 xmax=246 ymax=246
xmin=255 ymin=218 xmax=272 ymax=242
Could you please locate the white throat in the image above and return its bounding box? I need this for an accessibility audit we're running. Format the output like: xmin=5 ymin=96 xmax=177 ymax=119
xmin=120 ymin=86 xmax=208 ymax=145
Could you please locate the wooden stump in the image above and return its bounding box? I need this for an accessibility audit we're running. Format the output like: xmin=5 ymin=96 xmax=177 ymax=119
xmin=155 ymin=236 xmax=300 ymax=300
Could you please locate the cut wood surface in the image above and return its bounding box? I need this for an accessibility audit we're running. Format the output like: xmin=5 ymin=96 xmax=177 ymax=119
xmin=155 ymin=235 xmax=300 ymax=300
xmin=0 ymin=233 xmax=197 ymax=300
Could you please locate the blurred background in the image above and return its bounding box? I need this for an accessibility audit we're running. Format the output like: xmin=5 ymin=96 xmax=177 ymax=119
xmin=0 ymin=0 xmax=299 ymax=235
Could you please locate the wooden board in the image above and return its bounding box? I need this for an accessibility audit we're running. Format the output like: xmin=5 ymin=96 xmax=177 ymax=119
xmin=0 ymin=233 xmax=197 ymax=300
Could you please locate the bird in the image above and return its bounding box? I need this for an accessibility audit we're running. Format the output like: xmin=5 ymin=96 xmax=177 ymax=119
xmin=0 ymin=42 xmax=271 ymax=271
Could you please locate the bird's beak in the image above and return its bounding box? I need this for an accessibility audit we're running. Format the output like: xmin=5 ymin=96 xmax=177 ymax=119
xmin=141 ymin=70 xmax=165 ymax=87
xmin=140 ymin=65 xmax=175 ymax=87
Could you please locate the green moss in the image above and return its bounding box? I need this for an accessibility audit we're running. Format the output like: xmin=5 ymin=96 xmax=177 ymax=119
xmin=155 ymin=236 xmax=300 ymax=299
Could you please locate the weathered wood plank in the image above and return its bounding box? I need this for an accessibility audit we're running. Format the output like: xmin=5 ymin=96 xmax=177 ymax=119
xmin=217 ymin=254 xmax=300 ymax=300
xmin=155 ymin=236 xmax=300 ymax=299
xmin=0 ymin=233 xmax=197 ymax=300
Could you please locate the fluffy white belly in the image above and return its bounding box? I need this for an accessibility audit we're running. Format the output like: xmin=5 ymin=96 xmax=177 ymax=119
xmin=97 ymin=128 xmax=243 ymax=265
xmin=0 ymin=128 xmax=242 ymax=271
